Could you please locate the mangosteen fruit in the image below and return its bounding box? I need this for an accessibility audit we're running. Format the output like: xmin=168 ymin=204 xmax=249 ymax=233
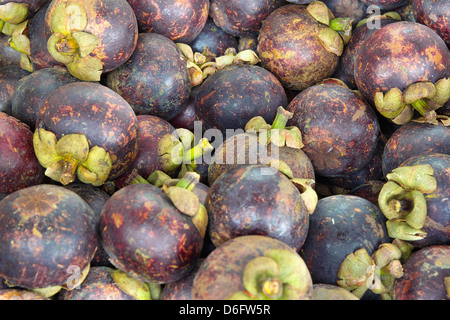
xmin=381 ymin=120 xmax=450 ymax=176
xmin=45 ymin=0 xmax=138 ymax=81
xmin=286 ymin=80 xmax=380 ymax=178
xmin=257 ymin=2 xmax=353 ymax=90
xmin=299 ymin=195 xmax=391 ymax=298
xmin=209 ymin=0 xmax=286 ymax=37
xmin=33 ymin=81 xmax=140 ymax=186
xmin=360 ymin=0 xmax=408 ymax=10
xmin=195 ymin=64 xmax=287 ymax=135
xmin=0 ymin=112 xmax=44 ymax=198
xmin=354 ymin=21 xmax=450 ymax=124
xmin=0 ymin=64 xmax=29 ymax=113
xmin=127 ymin=0 xmax=209 ymax=44
xmin=412 ymin=0 xmax=450 ymax=46
xmin=58 ymin=266 xmax=151 ymax=300
xmin=378 ymin=153 xmax=450 ymax=248
xmin=192 ymin=235 xmax=313 ymax=300
xmin=161 ymin=258 xmax=204 ymax=300
xmin=0 ymin=184 xmax=97 ymax=291
xmin=99 ymin=180 xmax=205 ymax=284
xmin=205 ymin=164 xmax=312 ymax=250
xmin=106 ymin=32 xmax=191 ymax=121
xmin=11 ymin=66 xmax=79 ymax=130
xmin=188 ymin=18 xmax=238 ymax=57
xmin=392 ymin=245 xmax=450 ymax=300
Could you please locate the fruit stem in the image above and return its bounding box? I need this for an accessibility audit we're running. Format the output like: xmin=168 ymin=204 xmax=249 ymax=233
xmin=329 ymin=18 xmax=353 ymax=33
xmin=176 ymin=172 xmax=200 ymax=191
xmin=125 ymin=169 xmax=150 ymax=185
xmin=60 ymin=154 xmax=79 ymax=185
xmin=182 ymin=138 xmax=213 ymax=163
xmin=261 ymin=279 xmax=282 ymax=299
xmin=271 ymin=106 xmax=293 ymax=130
xmin=411 ymin=98 xmax=436 ymax=120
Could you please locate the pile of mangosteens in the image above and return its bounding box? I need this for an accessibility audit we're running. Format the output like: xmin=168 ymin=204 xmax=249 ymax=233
xmin=0 ymin=0 xmax=448 ymax=302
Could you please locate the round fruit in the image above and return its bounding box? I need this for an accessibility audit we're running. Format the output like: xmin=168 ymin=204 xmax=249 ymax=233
xmin=209 ymin=0 xmax=286 ymax=37
xmin=192 ymin=235 xmax=313 ymax=300
xmin=360 ymin=0 xmax=408 ymax=10
xmin=0 ymin=184 xmax=97 ymax=290
xmin=0 ymin=65 xmax=29 ymax=114
xmin=0 ymin=112 xmax=44 ymax=198
xmin=99 ymin=183 xmax=204 ymax=284
xmin=127 ymin=0 xmax=209 ymax=44
xmin=257 ymin=3 xmax=350 ymax=90
xmin=161 ymin=259 xmax=203 ymax=300
xmin=206 ymin=164 xmax=310 ymax=250
xmin=287 ymin=81 xmax=380 ymax=177
xmin=322 ymin=0 xmax=367 ymax=23
xmin=412 ymin=0 xmax=450 ymax=46
xmin=34 ymin=81 xmax=139 ymax=186
xmin=188 ymin=18 xmax=238 ymax=56
xmin=381 ymin=120 xmax=450 ymax=177
xmin=58 ymin=266 xmax=151 ymax=300
xmin=195 ymin=64 xmax=287 ymax=135
xmin=106 ymin=32 xmax=191 ymax=120
xmin=11 ymin=66 xmax=78 ymax=130
xmin=299 ymin=195 xmax=391 ymax=288
xmin=392 ymin=245 xmax=450 ymax=300
xmin=45 ymin=0 xmax=138 ymax=81
xmin=113 ymin=115 xmax=175 ymax=189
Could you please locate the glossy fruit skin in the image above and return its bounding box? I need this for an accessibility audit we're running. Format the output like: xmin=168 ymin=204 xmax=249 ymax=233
xmin=392 ymin=245 xmax=450 ymax=300
xmin=114 ymin=115 xmax=175 ymax=189
xmin=169 ymin=91 xmax=198 ymax=132
xmin=0 ymin=184 xmax=97 ymax=289
xmin=11 ymin=66 xmax=79 ymax=131
xmin=127 ymin=0 xmax=209 ymax=43
xmin=45 ymin=0 xmax=138 ymax=73
xmin=412 ymin=0 xmax=450 ymax=45
xmin=398 ymin=153 xmax=450 ymax=248
xmin=161 ymin=258 xmax=203 ymax=300
xmin=36 ymin=82 xmax=140 ymax=180
xmin=209 ymin=0 xmax=286 ymax=37
xmin=208 ymin=132 xmax=315 ymax=185
xmin=381 ymin=121 xmax=450 ymax=177
xmin=360 ymin=0 xmax=408 ymax=10
xmin=58 ymin=266 xmax=138 ymax=300
xmin=63 ymin=182 xmax=112 ymax=267
xmin=195 ymin=65 xmax=287 ymax=135
xmin=206 ymin=165 xmax=310 ymax=250
xmin=257 ymin=5 xmax=340 ymax=91
xmin=188 ymin=18 xmax=238 ymax=56
xmin=354 ymin=21 xmax=450 ymax=104
xmin=99 ymin=183 xmax=203 ymax=284
xmin=287 ymin=83 xmax=380 ymax=177
xmin=299 ymin=195 xmax=390 ymax=289
xmin=0 ymin=112 xmax=44 ymax=198
xmin=106 ymin=33 xmax=190 ymax=121
xmin=334 ymin=18 xmax=399 ymax=89
xmin=0 ymin=65 xmax=30 ymax=114
xmin=192 ymin=235 xmax=313 ymax=300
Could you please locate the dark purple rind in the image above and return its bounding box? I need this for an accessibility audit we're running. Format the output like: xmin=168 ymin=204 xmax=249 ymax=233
xmin=99 ymin=183 xmax=203 ymax=284
xmin=412 ymin=0 xmax=450 ymax=45
xmin=0 ymin=184 xmax=97 ymax=289
xmin=0 ymin=65 xmax=30 ymax=114
xmin=206 ymin=164 xmax=310 ymax=250
xmin=106 ymin=33 xmax=191 ymax=120
xmin=287 ymin=83 xmax=380 ymax=177
xmin=36 ymin=81 xmax=140 ymax=180
xmin=392 ymin=245 xmax=450 ymax=300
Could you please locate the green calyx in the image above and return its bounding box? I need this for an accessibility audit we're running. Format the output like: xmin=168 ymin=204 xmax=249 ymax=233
xmin=7 ymin=19 xmax=33 ymax=72
xmin=109 ymin=268 xmax=151 ymax=300
xmin=245 ymin=106 xmax=304 ymax=149
xmin=227 ymin=248 xmax=312 ymax=300
xmin=47 ymin=2 xmax=102 ymax=81
xmin=378 ymin=164 xmax=437 ymax=241
xmin=157 ymin=128 xmax=213 ymax=176
xmin=33 ymin=127 xmax=112 ymax=186
xmin=0 ymin=2 xmax=29 ymax=26
xmin=337 ymin=241 xmax=409 ymax=299
xmin=374 ymin=79 xmax=450 ymax=125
